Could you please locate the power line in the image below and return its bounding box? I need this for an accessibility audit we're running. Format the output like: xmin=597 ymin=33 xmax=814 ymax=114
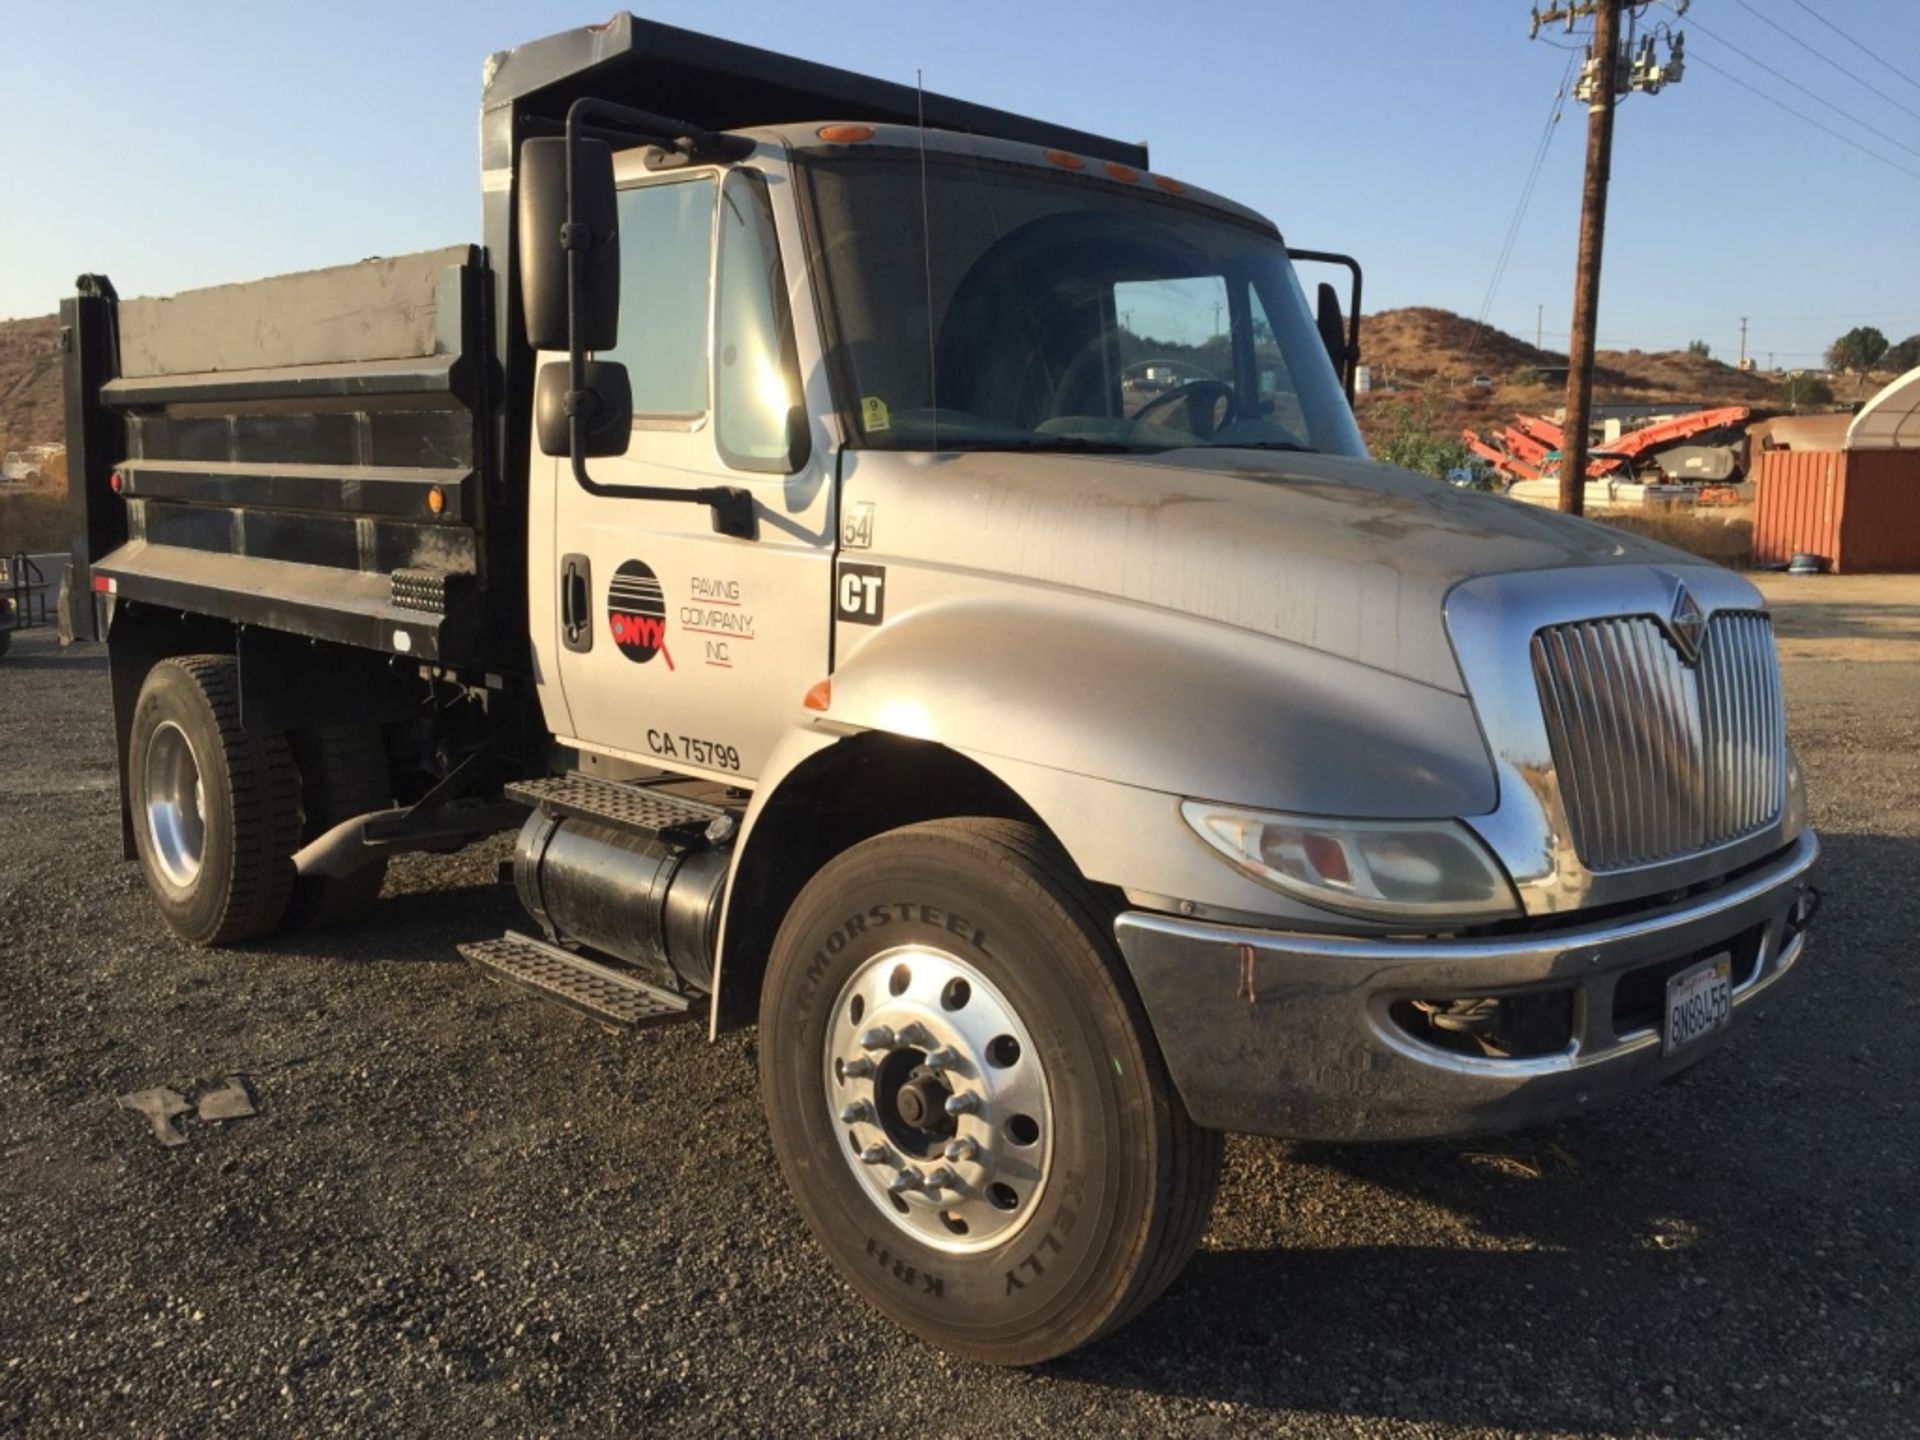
xmin=1731 ymin=0 xmax=1920 ymax=125
xmin=1472 ymin=49 xmax=1579 ymax=351
xmin=1686 ymin=16 xmax=1920 ymax=162
xmin=1784 ymin=0 xmax=1920 ymax=98
xmin=1689 ymin=50 xmax=1920 ymax=182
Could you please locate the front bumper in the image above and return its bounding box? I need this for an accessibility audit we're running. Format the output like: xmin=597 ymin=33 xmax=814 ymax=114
xmin=1114 ymin=829 xmax=1819 ymax=1141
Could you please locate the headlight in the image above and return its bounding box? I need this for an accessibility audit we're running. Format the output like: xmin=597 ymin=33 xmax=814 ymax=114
xmin=1783 ymin=741 xmax=1808 ymax=838
xmin=1180 ymin=802 xmax=1521 ymax=924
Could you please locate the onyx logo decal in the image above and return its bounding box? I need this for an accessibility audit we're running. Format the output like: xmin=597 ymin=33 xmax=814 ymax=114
xmin=837 ymin=562 xmax=886 ymax=626
xmin=608 ymin=560 xmax=675 ymax=668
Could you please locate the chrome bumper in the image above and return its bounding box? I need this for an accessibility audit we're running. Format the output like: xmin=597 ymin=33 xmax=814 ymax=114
xmin=1114 ymin=829 xmax=1819 ymax=1142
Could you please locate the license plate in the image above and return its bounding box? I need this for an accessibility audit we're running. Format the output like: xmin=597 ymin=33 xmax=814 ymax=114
xmin=1663 ymin=954 xmax=1733 ymax=1056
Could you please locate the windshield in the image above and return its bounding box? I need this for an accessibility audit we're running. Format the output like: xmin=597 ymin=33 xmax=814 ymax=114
xmin=799 ymin=148 xmax=1365 ymax=457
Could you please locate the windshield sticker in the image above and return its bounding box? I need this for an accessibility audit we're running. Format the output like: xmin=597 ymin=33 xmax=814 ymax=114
xmin=861 ymin=396 xmax=891 ymax=433
xmin=837 ymin=562 xmax=886 ymax=626
xmin=608 ymin=559 xmax=675 ymax=669
xmin=841 ymin=500 xmax=875 ymax=550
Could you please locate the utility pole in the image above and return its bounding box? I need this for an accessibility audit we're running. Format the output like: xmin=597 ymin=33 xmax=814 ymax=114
xmin=1531 ymin=2 xmax=1687 ymax=514
xmin=1739 ymin=315 xmax=1749 ymax=368
xmin=1537 ymin=303 xmax=1544 ymax=351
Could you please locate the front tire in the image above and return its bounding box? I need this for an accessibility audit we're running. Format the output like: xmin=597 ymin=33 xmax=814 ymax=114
xmin=127 ymin=655 xmax=300 ymax=946
xmin=759 ymin=818 xmax=1221 ymax=1365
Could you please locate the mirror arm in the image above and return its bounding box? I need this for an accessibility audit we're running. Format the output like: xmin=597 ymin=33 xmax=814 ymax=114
xmin=560 ymin=97 xmax=758 ymax=540
xmin=1289 ymin=248 xmax=1364 ymax=402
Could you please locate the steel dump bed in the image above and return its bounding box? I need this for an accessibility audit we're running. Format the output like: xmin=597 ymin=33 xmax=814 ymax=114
xmin=64 ymin=250 xmax=500 ymax=666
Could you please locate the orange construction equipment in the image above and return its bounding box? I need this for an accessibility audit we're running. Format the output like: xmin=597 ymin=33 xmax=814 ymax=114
xmin=1466 ymin=405 xmax=1752 ymax=485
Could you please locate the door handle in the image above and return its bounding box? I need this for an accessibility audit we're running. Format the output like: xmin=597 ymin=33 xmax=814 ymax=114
xmin=561 ymin=553 xmax=592 ymax=653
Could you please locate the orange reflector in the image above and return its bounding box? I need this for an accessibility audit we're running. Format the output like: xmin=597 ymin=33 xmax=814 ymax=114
xmin=1151 ymin=174 xmax=1187 ymax=194
xmin=109 ymin=471 xmax=123 ymax=492
xmin=803 ymin=679 xmax=832 ymax=712
xmin=427 ymin=485 xmax=446 ymax=514
xmin=1102 ymin=161 xmax=1139 ymax=183
xmin=817 ymin=124 xmax=875 ymax=143
xmin=1044 ymin=149 xmax=1085 ymax=170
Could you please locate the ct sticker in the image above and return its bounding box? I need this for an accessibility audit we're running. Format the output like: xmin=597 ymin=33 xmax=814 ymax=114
xmin=608 ymin=559 xmax=675 ymax=668
xmin=837 ymin=562 xmax=886 ymax=626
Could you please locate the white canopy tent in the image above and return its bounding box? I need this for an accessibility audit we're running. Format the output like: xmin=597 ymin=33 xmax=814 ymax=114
xmin=1846 ymin=366 xmax=1920 ymax=449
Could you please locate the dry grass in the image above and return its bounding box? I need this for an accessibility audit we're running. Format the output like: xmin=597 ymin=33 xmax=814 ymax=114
xmin=0 ymin=488 xmax=68 ymax=555
xmin=1592 ymin=507 xmax=1754 ymax=569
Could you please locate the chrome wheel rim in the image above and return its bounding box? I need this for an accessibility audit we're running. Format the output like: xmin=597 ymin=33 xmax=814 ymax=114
xmin=824 ymin=944 xmax=1053 ymax=1255
xmin=144 ymin=720 xmax=207 ymax=889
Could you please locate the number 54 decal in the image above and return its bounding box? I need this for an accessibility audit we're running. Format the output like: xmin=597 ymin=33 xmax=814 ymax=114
xmin=837 ymin=563 xmax=886 ymax=626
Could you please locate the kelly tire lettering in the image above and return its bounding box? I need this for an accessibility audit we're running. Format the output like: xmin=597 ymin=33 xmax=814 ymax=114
xmin=755 ymin=817 xmax=1223 ymax=1365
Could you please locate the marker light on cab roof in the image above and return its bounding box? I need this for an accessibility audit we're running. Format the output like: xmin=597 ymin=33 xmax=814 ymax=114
xmin=816 ymin=123 xmax=875 ymax=143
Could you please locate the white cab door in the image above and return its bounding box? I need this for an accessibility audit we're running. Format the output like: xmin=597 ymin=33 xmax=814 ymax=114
xmin=549 ymin=159 xmax=834 ymax=783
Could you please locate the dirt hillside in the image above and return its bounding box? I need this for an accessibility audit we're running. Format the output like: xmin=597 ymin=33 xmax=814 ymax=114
xmin=1361 ymin=305 xmax=1779 ymax=404
xmin=0 ymin=315 xmax=63 ymax=456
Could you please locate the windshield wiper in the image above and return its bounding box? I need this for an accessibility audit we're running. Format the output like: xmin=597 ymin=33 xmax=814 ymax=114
xmin=939 ymin=436 xmax=1149 ymax=455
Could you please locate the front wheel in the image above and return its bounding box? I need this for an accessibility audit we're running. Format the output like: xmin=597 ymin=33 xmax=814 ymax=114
xmin=759 ymin=818 xmax=1221 ymax=1365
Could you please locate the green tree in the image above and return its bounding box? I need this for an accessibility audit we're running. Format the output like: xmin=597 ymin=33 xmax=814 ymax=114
xmin=1826 ymin=326 xmax=1889 ymax=394
xmin=1778 ymin=373 xmax=1834 ymax=409
xmin=1367 ymin=386 xmax=1473 ymax=480
xmin=1883 ymin=334 xmax=1920 ymax=373
xmin=1686 ymin=339 xmax=1711 ymax=358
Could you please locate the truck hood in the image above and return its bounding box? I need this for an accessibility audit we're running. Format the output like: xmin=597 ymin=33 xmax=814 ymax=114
xmin=844 ymin=446 xmax=1713 ymax=695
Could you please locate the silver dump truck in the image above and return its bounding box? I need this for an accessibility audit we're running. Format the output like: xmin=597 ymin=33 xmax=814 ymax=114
xmin=61 ymin=16 xmax=1818 ymax=1363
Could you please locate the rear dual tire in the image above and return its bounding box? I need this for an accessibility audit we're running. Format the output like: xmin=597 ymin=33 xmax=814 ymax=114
xmin=759 ymin=818 xmax=1221 ymax=1365
xmin=128 ymin=656 xmax=390 ymax=945
xmin=128 ymin=656 xmax=301 ymax=946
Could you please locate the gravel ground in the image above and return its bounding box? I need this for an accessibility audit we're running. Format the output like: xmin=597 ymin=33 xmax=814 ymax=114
xmin=1 ymin=618 xmax=1915 ymax=1438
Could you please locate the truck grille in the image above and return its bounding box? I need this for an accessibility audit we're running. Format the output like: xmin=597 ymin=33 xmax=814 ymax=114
xmin=1530 ymin=611 xmax=1784 ymax=871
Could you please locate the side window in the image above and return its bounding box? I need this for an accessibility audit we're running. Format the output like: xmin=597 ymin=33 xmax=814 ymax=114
xmin=715 ymin=170 xmax=803 ymax=472
xmin=1247 ymin=282 xmax=1308 ymax=439
xmin=604 ymin=177 xmax=717 ymax=419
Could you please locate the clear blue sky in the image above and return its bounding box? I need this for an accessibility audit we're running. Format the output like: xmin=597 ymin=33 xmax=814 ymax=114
xmin=6 ymin=0 xmax=1919 ymax=365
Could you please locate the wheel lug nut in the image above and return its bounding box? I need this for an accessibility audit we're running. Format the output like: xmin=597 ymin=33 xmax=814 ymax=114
xmin=898 ymin=1023 xmax=935 ymax=1048
xmin=923 ymin=1046 xmax=960 ymax=1071
xmin=922 ymin=1165 xmax=957 ymax=1194
xmin=859 ymin=1143 xmax=890 ymax=1165
xmin=887 ymin=1169 xmax=920 ymax=1195
xmin=858 ymin=1026 xmax=896 ymax=1052
xmin=944 ymin=1092 xmax=980 ymax=1117
xmin=842 ymin=1057 xmax=875 ymax=1079
xmin=839 ymin=1101 xmax=875 ymax=1124
xmin=943 ymin=1137 xmax=979 ymax=1163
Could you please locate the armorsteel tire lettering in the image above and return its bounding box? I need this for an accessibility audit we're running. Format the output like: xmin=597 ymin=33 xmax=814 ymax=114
xmin=757 ymin=818 xmax=1222 ymax=1365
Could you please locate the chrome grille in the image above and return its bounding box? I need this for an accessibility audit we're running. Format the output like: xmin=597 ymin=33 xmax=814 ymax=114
xmin=1531 ymin=611 xmax=1784 ymax=871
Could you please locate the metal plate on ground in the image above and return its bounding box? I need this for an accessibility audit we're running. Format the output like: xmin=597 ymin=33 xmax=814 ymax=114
xmin=461 ymin=931 xmax=692 ymax=1031
xmin=1663 ymin=953 xmax=1733 ymax=1056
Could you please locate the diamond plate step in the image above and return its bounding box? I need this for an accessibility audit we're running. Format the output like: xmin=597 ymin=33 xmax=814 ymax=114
xmin=460 ymin=931 xmax=693 ymax=1031
xmin=505 ymin=774 xmax=735 ymax=843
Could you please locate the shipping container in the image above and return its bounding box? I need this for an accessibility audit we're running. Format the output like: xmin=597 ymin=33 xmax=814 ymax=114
xmin=1753 ymin=448 xmax=1920 ymax=572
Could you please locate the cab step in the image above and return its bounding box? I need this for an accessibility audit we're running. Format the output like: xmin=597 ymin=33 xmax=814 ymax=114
xmin=460 ymin=930 xmax=695 ymax=1031
xmin=505 ymin=773 xmax=736 ymax=846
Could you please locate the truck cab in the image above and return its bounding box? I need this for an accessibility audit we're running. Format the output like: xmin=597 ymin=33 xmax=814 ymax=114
xmin=60 ymin=15 xmax=1817 ymax=1365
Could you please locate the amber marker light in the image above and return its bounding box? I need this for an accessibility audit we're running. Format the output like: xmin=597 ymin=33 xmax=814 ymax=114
xmin=1102 ymin=161 xmax=1139 ymax=183
xmin=1044 ymin=149 xmax=1085 ymax=170
xmin=803 ymin=679 xmax=832 ymax=712
xmin=427 ymin=485 xmax=446 ymax=515
xmin=1151 ymin=174 xmax=1187 ymax=194
xmin=816 ymin=124 xmax=875 ymax=143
